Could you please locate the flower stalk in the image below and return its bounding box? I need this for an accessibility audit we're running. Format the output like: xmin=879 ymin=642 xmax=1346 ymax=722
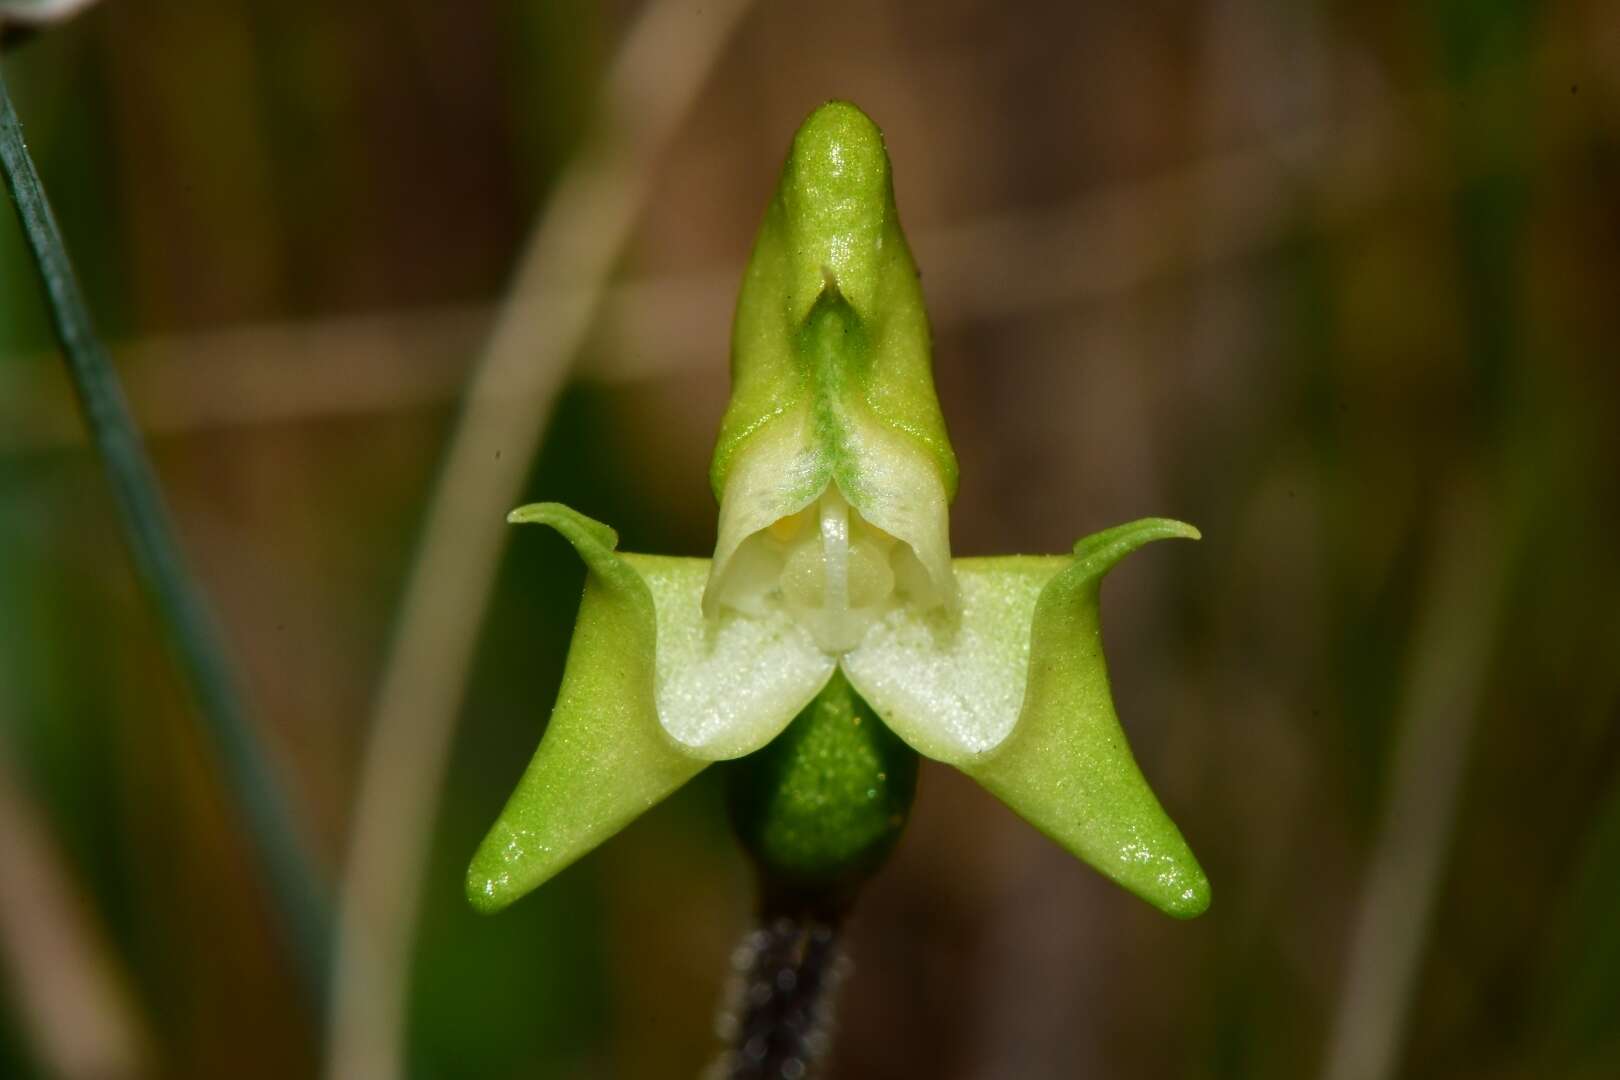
xmin=713 ymin=914 xmax=847 ymax=1080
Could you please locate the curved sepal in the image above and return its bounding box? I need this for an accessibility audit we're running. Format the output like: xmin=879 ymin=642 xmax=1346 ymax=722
xmin=844 ymin=518 xmax=1208 ymax=918
xmin=467 ymin=503 xmax=704 ymax=913
xmin=469 ymin=503 xmax=836 ymax=912
xmin=968 ymin=519 xmax=1208 ymax=918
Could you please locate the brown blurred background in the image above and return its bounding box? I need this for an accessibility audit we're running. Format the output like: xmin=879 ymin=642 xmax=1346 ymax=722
xmin=2 ymin=1 xmax=1619 ymax=1077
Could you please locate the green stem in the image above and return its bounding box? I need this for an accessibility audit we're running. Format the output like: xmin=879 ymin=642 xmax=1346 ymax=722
xmin=0 ymin=64 xmax=329 ymax=1005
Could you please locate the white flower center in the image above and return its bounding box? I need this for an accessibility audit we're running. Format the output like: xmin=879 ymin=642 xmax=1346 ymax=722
xmin=713 ymin=485 xmax=925 ymax=653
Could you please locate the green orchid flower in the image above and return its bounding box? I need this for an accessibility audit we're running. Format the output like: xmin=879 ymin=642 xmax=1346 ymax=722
xmin=468 ymin=101 xmax=1209 ymax=920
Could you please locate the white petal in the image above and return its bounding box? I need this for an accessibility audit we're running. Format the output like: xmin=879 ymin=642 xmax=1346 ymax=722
xmin=840 ymin=557 xmax=1066 ymax=763
xmin=628 ymin=554 xmax=836 ymax=759
xmin=703 ymin=407 xmax=828 ymax=618
xmin=834 ymin=400 xmax=957 ymax=611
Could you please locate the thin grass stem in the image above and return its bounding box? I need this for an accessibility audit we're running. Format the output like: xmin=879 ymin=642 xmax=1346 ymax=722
xmin=0 ymin=64 xmax=329 ymax=1005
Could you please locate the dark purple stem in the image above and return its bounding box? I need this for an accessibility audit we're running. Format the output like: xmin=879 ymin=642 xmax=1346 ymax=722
xmin=716 ymin=909 xmax=848 ymax=1080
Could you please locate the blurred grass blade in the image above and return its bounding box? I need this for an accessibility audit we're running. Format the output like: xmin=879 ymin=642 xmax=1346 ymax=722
xmin=0 ymin=0 xmax=98 ymax=46
xmin=0 ymin=749 xmax=151 ymax=1078
xmin=1320 ymin=490 xmax=1502 ymax=1080
xmin=0 ymin=0 xmax=96 ymax=26
xmin=0 ymin=66 xmax=329 ymax=1001
xmin=327 ymin=0 xmax=759 ymax=1074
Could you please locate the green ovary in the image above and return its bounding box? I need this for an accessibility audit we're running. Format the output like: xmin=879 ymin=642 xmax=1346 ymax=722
xmin=726 ymin=670 xmax=918 ymax=902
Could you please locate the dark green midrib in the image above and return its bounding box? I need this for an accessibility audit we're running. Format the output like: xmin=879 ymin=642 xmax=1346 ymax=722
xmin=800 ymin=288 xmax=868 ymax=502
xmin=0 ymin=63 xmax=330 ymax=1007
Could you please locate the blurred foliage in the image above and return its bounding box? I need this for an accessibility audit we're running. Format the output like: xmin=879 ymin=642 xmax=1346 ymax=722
xmin=2 ymin=1 xmax=1619 ymax=1078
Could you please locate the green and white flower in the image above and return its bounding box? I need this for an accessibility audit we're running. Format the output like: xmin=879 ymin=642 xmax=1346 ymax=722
xmin=468 ymin=101 xmax=1209 ymax=920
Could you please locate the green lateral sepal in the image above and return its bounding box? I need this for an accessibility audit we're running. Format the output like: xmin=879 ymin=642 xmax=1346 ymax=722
xmin=469 ymin=503 xmax=836 ymax=913
xmin=467 ymin=503 xmax=704 ymax=913
xmin=843 ymin=519 xmax=1209 ymax=918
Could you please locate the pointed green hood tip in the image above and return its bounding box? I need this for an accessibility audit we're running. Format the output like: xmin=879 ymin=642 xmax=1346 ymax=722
xmin=771 ymin=100 xmax=906 ymax=329
xmin=705 ymin=101 xmax=959 ymax=633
